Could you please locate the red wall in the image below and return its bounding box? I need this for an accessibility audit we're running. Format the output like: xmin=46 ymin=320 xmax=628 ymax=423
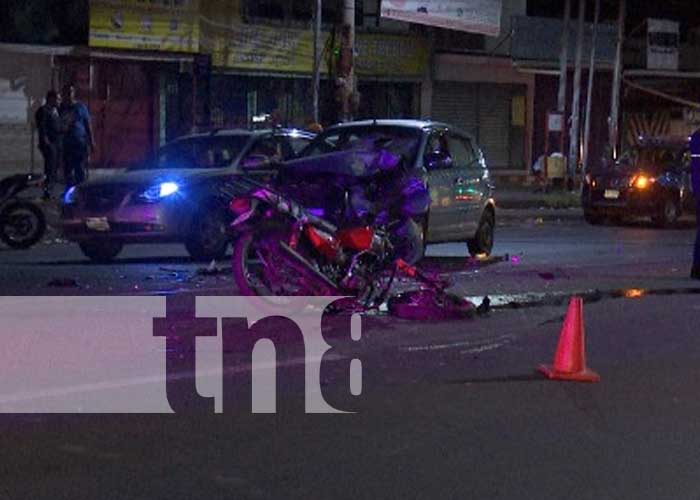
xmin=58 ymin=58 xmax=155 ymax=170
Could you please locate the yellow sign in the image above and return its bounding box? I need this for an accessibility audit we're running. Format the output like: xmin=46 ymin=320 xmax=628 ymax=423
xmin=90 ymin=0 xmax=429 ymax=77
xmin=200 ymin=19 xmax=428 ymax=77
xmin=355 ymin=33 xmax=429 ymax=78
xmin=89 ymin=0 xmax=200 ymax=53
xmin=200 ymin=16 xmax=316 ymax=73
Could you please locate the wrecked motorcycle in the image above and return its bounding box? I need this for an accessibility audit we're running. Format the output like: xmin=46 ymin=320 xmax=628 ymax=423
xmin=229 ymin=180 xmax=475 ymax=319
xmin=0 ymin=174 xmax=47 ymax=249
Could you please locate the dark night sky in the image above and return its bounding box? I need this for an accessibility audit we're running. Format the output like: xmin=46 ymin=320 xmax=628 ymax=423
xmin=0 ymin=0 xmax=88 ymax=45
xmin=528 ymin=0 xmax=700 ymax=30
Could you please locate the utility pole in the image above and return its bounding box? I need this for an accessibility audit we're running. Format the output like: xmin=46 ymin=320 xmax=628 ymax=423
xmin=610 ymin=0 xmax=626 ymax=160
xmin=312 ymin=0 xmax=322 ymax=123
xmin=557 ymin=0 xmax=571 ymax=114
xmin=582 ymin=0 xmax=601 ymax=175
xmin=338 ymin=0 xmax=356 ymax=122
xmin=567 ymin=0 xmax=586 ymax=186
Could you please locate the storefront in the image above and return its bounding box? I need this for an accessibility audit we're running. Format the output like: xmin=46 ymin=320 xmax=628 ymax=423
xmin=83 ymin=0 xmax=429 ymax=169
xmin=199 ymin=9 xmax=429 ymax=128
xmin=427 ymin=54 xmax=534 ymax=174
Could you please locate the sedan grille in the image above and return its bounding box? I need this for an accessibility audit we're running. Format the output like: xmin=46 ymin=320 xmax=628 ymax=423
xmin=80 ymin=185 xmax=133 ymax=211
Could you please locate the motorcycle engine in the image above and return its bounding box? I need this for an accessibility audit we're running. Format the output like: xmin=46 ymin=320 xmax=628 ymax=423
xmin=339 ymin=251 xmax=379 ymax=292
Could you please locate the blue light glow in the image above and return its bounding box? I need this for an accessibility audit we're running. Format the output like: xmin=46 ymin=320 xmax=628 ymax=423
xmin=63 ymin=186 xmax=77 ymax=204
xmin=142 ymin=182 xmax=180 ymax=202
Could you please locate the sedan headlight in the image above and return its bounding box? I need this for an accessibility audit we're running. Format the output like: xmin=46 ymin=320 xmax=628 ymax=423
xmin=63 ymin=186 xmax=78 ymax=205
xmin=140 ymin=182 xmax=180 ymax=202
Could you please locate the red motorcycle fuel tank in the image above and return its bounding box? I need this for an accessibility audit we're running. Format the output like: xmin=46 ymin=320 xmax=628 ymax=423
xmin=337 ymin=226 xmax=374 ymax=252
xmin=305 ymin=226 xmax=340 ymax=260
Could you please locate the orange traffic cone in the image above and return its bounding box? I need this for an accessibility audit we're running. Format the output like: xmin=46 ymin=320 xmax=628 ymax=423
xmin=538 ymin=297 xmax=600 ymax=383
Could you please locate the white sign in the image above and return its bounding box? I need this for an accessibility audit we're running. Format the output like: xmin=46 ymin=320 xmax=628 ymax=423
xmin=547 ymin=112 xmax=564 ymax=133
xmin=647 ymin=18 xmax=679 ymax=71
xmin=381 ymin=0 xmax=502 ymax=37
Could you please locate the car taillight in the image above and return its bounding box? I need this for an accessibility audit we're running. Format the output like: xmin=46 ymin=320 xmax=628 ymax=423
xmin=631 ymin=175 xmax=655 ymax=189
xmin=229 ymin=197 xmax=251 ymax=214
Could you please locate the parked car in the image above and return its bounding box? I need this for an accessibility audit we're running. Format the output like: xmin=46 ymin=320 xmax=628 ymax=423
xmin=298 ymin=120 xmax=496 ymax=257
xmin=582 ymin=140 xmax=694 ymax=226
xmin=61 ymin=128 xmax=315 ymax=262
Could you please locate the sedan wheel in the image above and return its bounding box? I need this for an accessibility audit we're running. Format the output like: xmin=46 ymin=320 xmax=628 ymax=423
xmin=185 ymin=206 xmax=230 ymax=261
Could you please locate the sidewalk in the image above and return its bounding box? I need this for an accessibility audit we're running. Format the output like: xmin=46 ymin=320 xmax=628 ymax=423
xmin=495 ymin=186 xmax=581 ymax=210
xmin=493 ymin=185 xmax=584 ymax=222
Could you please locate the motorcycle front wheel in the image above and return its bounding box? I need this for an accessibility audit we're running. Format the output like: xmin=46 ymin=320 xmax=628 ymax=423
xmin=0 ymin=201 xmax=46 ymax=249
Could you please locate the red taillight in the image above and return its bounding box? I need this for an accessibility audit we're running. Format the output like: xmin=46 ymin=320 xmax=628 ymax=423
xmin=229 ymin=197 xmax=251 ymax=214
xmin=337 ymin=227 xmax=374 ymax=251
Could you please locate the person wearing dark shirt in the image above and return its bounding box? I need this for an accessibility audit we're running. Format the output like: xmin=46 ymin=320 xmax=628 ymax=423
xmin=59 ymin=84 xmax=95 ymax=188
xmin=690 ymin=130 xmax=700 ymax=280
xmin=35 ymin=90 xmax=62 ymax=199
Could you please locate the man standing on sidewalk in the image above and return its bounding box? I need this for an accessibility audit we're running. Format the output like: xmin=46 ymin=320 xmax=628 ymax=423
xmin=690 ymin=129 xmax=700 ymax=280
xmin=60 ymin=83 xmax=95 ymax=189
xmin=35 ymin=90 xmax=62 ymax=199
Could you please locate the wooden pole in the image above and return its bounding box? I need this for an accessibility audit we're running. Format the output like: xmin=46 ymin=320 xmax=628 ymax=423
xmin=312 ymin=0 xmax=322 ymax=123
xmin=339 ymin=0 xmax=355 ymax=121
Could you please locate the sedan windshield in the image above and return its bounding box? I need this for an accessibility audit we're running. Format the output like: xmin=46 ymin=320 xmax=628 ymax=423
xmin=300 ymin=126 xmax=422 ymax=163
xmin=134 ymin=136 xmax=250 ymax=170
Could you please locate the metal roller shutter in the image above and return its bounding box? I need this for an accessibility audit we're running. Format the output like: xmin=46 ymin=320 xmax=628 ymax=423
xmin=431 ymin=82 xmax=478 ymax=137
xmin=478 ymin=85 xmax=511 ymax=170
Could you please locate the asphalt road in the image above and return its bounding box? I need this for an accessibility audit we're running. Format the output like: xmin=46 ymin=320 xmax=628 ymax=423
xmin=1 ymin=215 xmax=700 ymax=499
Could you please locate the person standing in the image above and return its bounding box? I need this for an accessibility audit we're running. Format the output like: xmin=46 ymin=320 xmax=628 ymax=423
xmin=59 ymin=83 xmax=95 ymax=188
xmin=690 ymin=129 xmax=700 ymax=280
xmin=34 ymin=90 xmax=62 ymax=199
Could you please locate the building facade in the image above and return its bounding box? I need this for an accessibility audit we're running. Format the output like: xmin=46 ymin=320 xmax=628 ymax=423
xmin=1 ymin=0 xmax=552 ymax=182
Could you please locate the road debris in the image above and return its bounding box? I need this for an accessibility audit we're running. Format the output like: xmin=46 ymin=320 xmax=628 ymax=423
xmin=47 ymin=278 xmax=80 ymax=288
xmin=197 ymin=260 xmax=230 ymax=276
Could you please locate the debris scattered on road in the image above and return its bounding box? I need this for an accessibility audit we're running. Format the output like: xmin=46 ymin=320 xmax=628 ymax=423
xmin=197 ymin=260 xmax=230 ymax=276
xmin=476 ymin=296 xmax=491 ymax=316
xmin=538 ymin=272 xmax=555 ymax=281
xmin=47 ymin=278 xmax=79 ymax=288
xmin=159 ymin=267 xmax=185 ymax=273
